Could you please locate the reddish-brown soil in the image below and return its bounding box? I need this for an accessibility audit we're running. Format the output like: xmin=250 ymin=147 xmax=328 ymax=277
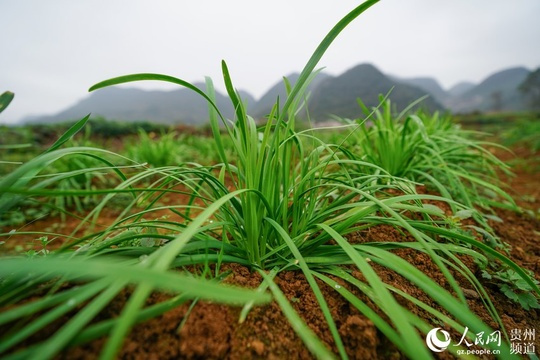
xmin=1 ymin=147 xmax=539 ymax=359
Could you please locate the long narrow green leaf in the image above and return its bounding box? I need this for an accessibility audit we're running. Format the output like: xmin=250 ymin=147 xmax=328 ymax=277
xmin=264 ymin=218 xmax=348 ymax=360
xmin=258 ymin=269 xmax=336 ymax=360
xmin=0 ymin=146 xmax=125 ymax=215
xmin=89 ymin=73 xmax=226 ymax=126
xmin=0 ymin=91 xmax=15 ymax=114
xmin=0 ymin=256 xmax=271 ymax=305
xmin=313 ymin=270 xmax=404 ymax=349
xmin=362 ymin=245 xmax=517 ymax=359
xmin=99 ymin=188 xmax=271 ymax=359
xmin=0 ymin=279 xmax=109 ymax=353
xmin=38 ymin=280 xmax=127 ymax=360
xmin=43 ymin=114 xmax=90 ymax=154
xmin=411 ymin=222 xmax=540 ymax=295
xmin=280 ymin=0 xmax=379 ymax=119
xmin=318 ymin=223 xmax=432 ymax=359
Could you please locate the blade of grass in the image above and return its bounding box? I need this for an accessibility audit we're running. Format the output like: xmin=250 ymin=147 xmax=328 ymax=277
xmin=0 ymin=91 xmax=15 ymax=114
xmin=264 ymin=217 xmax=348 ymax=360
xmin=361 ymin=245 xmax=517 ymax=357
xmin=43 ymin=114 xmax=90 ymax=154
xmin=99 ymin=188 xmax=272 ymax=359
xmin=258 ymin=269 xmax=336 ymax=360
xmin=318 ymin=223 xmax=432 ymax=359
xmin=280 ymin=0 xmax=379 ymax=120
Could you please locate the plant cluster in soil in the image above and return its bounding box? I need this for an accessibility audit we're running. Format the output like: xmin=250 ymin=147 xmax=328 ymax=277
xmin=1 ymin=147 xmax=539 ymax=360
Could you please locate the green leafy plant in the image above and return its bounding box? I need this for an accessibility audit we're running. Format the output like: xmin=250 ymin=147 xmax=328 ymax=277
xmin=482 ymin=268 xmax=540 ymax=310
xmin=176 ymin=132 xmax=236 ymax=165
xmin=0 ymin=2 xmax=538 ymax=360
xmin=126 ymin=129 xmax=181 ymax=167
xmin=83 ymin=4 xmax=534 ymax=360
xmin=341 ymin=96 xmax=518 ymax=241
xmin=502 ymin=115 xmax=540 ymax=152
xmin=0 ymin=91 xmax=14 ymax=115
xmin=0 ymin=117 xmax=271 ymax=360
xmin=0 ymin=92 xmax=35 ymax=175
xmin=124 ymin=128 xmax=230 ymax=169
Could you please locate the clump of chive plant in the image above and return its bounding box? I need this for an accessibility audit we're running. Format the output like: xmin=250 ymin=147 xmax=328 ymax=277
xmin=342 ymin=96 xmax=517 ymax=215
xmin=83 ymin=3 xmax=534 ymax=358
xmin=126 ymin=129 xmax=181 ymax=167
xmin=1 ymin=1 xmax=538 ymax=359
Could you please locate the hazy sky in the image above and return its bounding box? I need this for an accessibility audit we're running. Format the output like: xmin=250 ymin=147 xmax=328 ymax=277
xmin=1 ymin=0 xmax=539 ymax=124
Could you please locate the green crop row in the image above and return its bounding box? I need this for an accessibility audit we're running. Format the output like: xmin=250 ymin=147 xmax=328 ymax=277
xmin=0 ymin=1 xmax=537 ymax=359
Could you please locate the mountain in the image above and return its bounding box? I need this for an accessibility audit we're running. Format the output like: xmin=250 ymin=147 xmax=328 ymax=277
xmin=446 ymin=67 xmax=530 ymax=113
xmin=251 ymin=72 xmax=331 ymax=119
xmin=447 ymin=81 xmax=475 ymax=98
xmin=237 ymin=90 xmax=256 ymax=109
xmin=22 ymin=64 xmax=535 ymax=125
xmin=391 ymin=76 xmax=449 ymax=105
xmin=307 ymin=64 xmax=444 ymax=121
xmin=24 ymin=85 xmax=253 ymax=125
xmin=251 ymin=73 xmax=299 ymax=119
xmin=394 ymin=68 xmax=532 ymax=113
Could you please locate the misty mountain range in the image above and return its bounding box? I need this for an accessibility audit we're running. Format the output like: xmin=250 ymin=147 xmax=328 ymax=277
xmin=24 ymin=63 xmax=533 ymax=125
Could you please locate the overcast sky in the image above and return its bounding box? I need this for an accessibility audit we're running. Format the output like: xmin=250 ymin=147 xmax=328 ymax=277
xmin=1 ymin=0 xmax=539 ymax=124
